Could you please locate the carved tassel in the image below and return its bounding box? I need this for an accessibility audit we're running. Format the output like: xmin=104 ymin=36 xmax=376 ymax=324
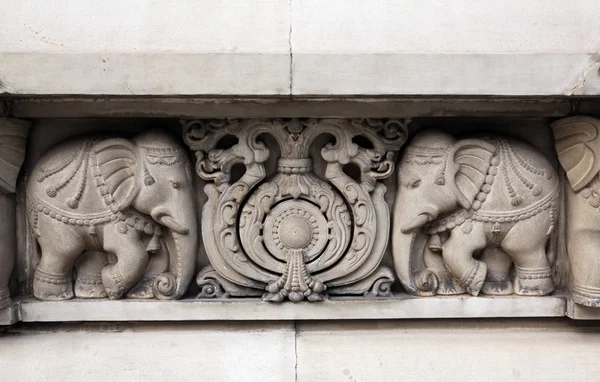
xmin=492 ymin=222 xmax=501 ymax=234
xmin=428 ymin=233 xmax=442 ymax=252
xmin=89 ymin=224 xmax=97 ymax=236
xmin=146 ymin=235 xmax=161 ymax=254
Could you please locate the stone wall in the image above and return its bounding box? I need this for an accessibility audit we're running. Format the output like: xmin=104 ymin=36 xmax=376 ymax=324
xmin=3 ymin=1 xmax=600 ymax=380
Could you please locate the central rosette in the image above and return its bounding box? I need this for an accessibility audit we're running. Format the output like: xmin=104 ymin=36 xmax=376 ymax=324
xmin=279 ymin=215 xmax=312 ymax=248
xmin=237 ymin=157 xmax=353 ymax=302
xmin=264 ymin=200 xmax=328 ymax=262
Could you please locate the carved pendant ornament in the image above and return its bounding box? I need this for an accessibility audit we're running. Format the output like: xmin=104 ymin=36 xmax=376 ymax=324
xmin=184 ymin=119 xmax=408 ymax=302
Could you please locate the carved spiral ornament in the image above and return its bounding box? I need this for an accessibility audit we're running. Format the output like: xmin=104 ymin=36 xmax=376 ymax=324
xmin=184 ymin=118 xmax=407 ymax=302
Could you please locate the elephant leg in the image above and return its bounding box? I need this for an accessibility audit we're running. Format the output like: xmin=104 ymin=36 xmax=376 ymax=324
xmin=33 ymin=216 xmax=85 ymax=300
xmin=101 ymin=223 xmax=149 ymax=299
xmin=442 ymin=223 xmax=487 ymax=296
xmin=501 ymin=213 xmax=554 ymax=296
xmin=127 ymin=238 xmax=169 ymax=299
xmin=424 ymin=233 xmax=465 ymax=295
xmin=568 ymin=229 xmax=600 ymax=306
xmin=74 ymin=251 xmax=108 ymax=298
xmin=480 ymin=247 xmax=514 ymax=295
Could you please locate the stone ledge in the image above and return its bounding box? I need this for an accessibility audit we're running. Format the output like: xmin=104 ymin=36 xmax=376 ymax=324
xmin=0 ymin=295 xmax=567 ymax=325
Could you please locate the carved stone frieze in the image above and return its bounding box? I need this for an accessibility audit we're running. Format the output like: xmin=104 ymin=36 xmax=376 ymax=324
xmin=392 ymin=129 xmax=559 ymax=297
xmin=552 ymin=116 xmax=600 ymax=307
xmin=0 ymin=118 xmax=29 ymax=310
xmin=184 ymin=118 xmax=408 ymax=302
xmin=26 ymin=130 xmax=198 ymax=301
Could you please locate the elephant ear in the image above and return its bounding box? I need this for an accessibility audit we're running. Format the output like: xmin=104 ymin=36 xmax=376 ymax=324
xmin=551 ymin=116 xmax=600 ymax=192
xmin=0 ymin=119 xmax=29 ymax=194
xmin=448 ymin=139 xmax=497 ymax=209
xmin=93 ymin=138 xmax=139 ymax=211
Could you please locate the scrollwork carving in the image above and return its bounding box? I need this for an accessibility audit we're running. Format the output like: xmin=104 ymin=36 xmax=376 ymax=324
xmin=184 ymin=118 xmax=408 ymax=302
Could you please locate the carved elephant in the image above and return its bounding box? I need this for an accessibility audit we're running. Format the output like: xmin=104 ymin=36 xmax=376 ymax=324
xmin=0 ymin=119 xmax=29 ymax=309
xmin=552 ymin=116 xmax=600 ymax=307
xmin=27 ymin=129 xmax=198 ymax=300
xmin=392 ymin=130 xmax=558 ymax=297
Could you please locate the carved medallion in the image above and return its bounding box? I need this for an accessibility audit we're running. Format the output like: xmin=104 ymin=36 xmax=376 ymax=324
xmin=184 ymin=118 xmax=408 ymax=302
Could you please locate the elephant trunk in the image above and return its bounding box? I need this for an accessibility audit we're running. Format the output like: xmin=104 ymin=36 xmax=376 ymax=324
xmin=392 ymin=191 xmax=439 ymax=296
xmin=152 ymin=195 xmax=198 ymax=300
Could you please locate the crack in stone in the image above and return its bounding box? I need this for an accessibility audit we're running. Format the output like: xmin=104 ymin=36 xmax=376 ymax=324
xmin=565 ymin=53 xmax=600 ymax=95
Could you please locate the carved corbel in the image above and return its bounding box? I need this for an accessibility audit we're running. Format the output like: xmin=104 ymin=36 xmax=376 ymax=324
xmin=0 ymin=118 xmax=29 ymax=309
xmin=184 ymin=118 xmax=408 ymax=302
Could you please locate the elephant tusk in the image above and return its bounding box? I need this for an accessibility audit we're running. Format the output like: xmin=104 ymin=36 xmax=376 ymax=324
xmin=401 ymin=214 xmax=431 ymax=233
xmin=158 ymin=215 xmax=189 ymax=235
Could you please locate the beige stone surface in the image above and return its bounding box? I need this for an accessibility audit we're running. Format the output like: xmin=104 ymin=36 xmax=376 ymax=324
xmin=0 ymin=0 xmax=290 ymax=95
xmin=0 ymin=296 xmax=565 ymax=325
xmin=2 ymin=0 xmax=600 ymax=95
xmin=0 ymin=322 xmax=296 ymax=381
xmin=296 ymin=320 xmax=600 ymax=382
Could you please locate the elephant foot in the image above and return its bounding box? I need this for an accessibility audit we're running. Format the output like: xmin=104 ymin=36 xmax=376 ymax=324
xmin=436 ymin=276 xmax=466 ymax=295
xmin=101 ymin=265 xmax=130 ymax=300
xmin=572 ymin=285 xmax=600 ymax=307
xmin=460 ymin=261 xmax=487 ymax=296
xmin=127 ymin=277 xmax=156 ymax=299
xmin=74 ymin=277 xmax=107 ymax=299
xmin=0 ymin=288 xmax=11 ymax=310
xmin=481 ymin=278 xmax=514 ymax=296
xmin=514 ymin=267 xmax=554 ymax=296
xmin=33 ymin=268 xmax=74 ymax=301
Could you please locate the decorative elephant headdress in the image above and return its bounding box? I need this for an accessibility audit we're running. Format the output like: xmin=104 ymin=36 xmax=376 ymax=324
xmin=403 ymin=130 xmax=496 ymax=209
xmin=93 ymin=130 xmax=190 ymax=214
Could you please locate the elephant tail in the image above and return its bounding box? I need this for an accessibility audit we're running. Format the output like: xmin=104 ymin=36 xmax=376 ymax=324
xmin=545 ymin=202 xmax=559 ymax=266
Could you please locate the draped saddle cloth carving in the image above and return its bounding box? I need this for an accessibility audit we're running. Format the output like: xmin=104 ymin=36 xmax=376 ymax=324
xmin=184 ymin=119 xmax=408 ymax=302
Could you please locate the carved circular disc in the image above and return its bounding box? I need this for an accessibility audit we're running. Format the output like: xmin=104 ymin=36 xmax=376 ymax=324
xmin=263 ymin=200 xmax=328 ymax=262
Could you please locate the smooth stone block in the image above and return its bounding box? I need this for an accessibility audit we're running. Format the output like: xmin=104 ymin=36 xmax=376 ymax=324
xmin=296 ymin=320 xmax=600 ymax=382
xmin=0 ymin=295 xmax=567 ymax=325
xmin=0 ymin=322 xmax=296 ymax=382
xmin=292 ymin=53 xmax=597 ymax=95
xmin=0 ymin=0 xmax=290 ymax=95
xmin=291 ymin=0 xmax=600 ymax=95
xmin=0 ymin=53 xmax=290 ymax=95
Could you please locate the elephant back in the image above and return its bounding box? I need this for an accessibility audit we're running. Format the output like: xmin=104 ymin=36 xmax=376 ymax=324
xmin=27 ymin=136 xmax=117 ymax=217
xmin=480 ymin=137 xmax=559 ymax=214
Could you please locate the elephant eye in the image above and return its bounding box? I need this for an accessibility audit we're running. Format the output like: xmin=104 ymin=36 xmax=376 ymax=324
xmin=170 ymin=180 xmax=181 ymax=190
xmin=410 ymin=179 xmax=421 ymax=188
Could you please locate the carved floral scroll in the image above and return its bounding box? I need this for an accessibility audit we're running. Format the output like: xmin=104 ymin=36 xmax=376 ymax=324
xmin=184 ymin=119 xmax=408 ymax=302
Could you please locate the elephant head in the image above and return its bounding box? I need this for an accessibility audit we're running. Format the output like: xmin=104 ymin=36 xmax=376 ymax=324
xmin=92 ymin=130 xmax=198 ymax=299
xmin=392 ymin=130 xmax=496 ymax=295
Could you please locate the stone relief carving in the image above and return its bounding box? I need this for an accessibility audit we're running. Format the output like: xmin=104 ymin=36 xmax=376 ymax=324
xmin=552 ymin=116 xmax=600 ymax=307
xmin=26 ymin=130 xmax=198 ymax=300
xmin=392 ymin=130 xmax=559 ymax=297
xmin=0 ymin=118 xmax=29 ymax=309
xmin=184 ymin=118 xmax=408 ymax=302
